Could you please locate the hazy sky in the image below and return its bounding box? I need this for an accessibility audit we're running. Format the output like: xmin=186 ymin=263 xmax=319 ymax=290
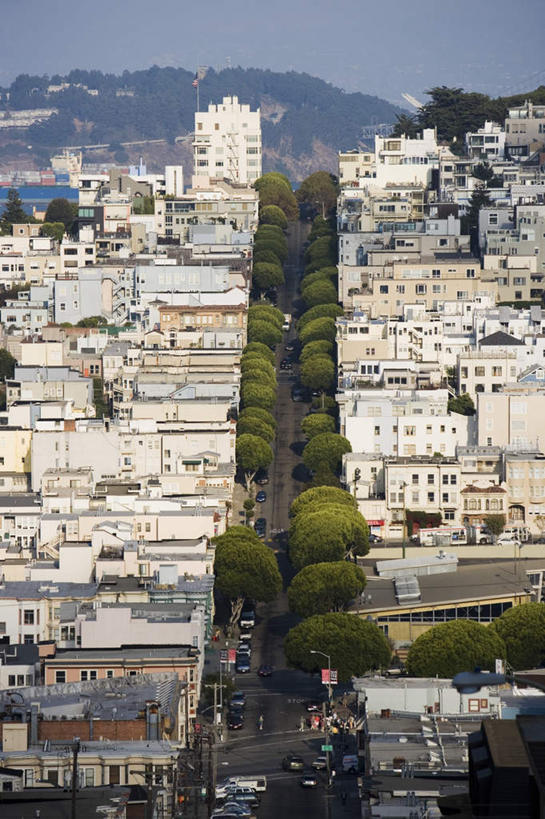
xmin=1 ymin=0 xmax=544 ymax=105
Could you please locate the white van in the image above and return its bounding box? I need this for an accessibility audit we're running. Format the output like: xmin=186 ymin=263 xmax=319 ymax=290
xmin=501 ymin=525 xmax=530 ymax=543
xmin=282 ymin=313 xmax=291 ymax=331
xmin=215 ymin=776 xmax=267 ymax=797
xmin=342 ymin=754 xmax=359 ymax=774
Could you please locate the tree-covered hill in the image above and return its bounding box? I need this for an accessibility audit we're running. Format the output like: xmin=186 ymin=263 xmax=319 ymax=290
xmin=0 ymin=66 xmax=404 ymax=178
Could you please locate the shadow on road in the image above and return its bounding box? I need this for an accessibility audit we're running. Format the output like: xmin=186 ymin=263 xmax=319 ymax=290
xmin=292 ymin=463 xmax=310 ymax=483
xmin=289 ymin=440 xmax=306 ymax=457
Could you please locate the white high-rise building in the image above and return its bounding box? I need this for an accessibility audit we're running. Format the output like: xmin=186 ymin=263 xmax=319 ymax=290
xmin=193 ymin=95 xmax=261 ymax=188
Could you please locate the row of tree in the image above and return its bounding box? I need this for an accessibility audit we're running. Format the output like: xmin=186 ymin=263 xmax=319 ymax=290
xmin=0 ymin=189 xmax=78 ymax=239
xmin=406 ymin=601 xmax=545 ymax=677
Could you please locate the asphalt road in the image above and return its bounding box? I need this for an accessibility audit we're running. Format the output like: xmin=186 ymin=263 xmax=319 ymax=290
xmin=213 ymin=222 xmax=361 ymax=819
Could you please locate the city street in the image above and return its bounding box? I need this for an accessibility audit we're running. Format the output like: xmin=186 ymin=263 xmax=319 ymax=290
xmin=212 ymin=222 xmax=361 ymax=818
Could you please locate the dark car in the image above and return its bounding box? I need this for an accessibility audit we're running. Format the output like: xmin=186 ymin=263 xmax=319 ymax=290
xmin=228 ymin=713 xmax=244 ymax=730
xmin=254 ymin=518 xmax=266 ymax=536
xmin=369 ymin=533 xmax=384 ymax=544
xmin=258 ymin=664 xmax=273 ymax=677
xmin=300 ymin=772 xmax=318 ymax=788
xmin=282 ymin=754 xmax=304 ymax=771
xmin=230 ymin=691 xmax=246 ymax=708
xmin=291 ymin=388 xmax=306 ymax=402
xmin=280 ymin=358 xmax=293 ymax=370
xmin=235 ymin=656 xmax=251 ymax=674
xmin=255 ymin=472 xmax=269 ymax=485
xmin=285 ymin=342 xmax=295 ymax=352
xmin=255 ymin=490 xmax=267 ymax=503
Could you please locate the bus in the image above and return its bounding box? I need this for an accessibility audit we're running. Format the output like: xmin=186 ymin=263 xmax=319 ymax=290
xmin=417 ymin=527 xmax=467 ymax=547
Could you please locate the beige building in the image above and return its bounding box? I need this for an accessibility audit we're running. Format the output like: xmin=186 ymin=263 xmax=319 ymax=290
xmin=0 ymin=428 xmax=32 ymax=475
xmin=338 ymin=149 xmax=375 ymax=185
xmin=353 ymin=258 xmax=497 ymax=318
xmin=476 ymin=390 xmax=545 ymax=450
xmin=457 ymin=350 xmax=519 ymax=400
xmin=505 ymin=100 xmax=545 ymax=160
xmin=461 ymin=484 xmax=507 ymax=526
xmin=505 ymin=451 xmax=545 ymax=529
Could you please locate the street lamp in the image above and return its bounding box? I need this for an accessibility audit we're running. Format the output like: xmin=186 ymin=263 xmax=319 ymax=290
xmin=310 ymin=649 xmax=333 ymax=790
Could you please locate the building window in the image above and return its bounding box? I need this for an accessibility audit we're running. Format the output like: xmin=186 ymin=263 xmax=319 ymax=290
xmin=55 ymin=670 xmax=66 ymax=683
xmin=427 ymin=474 xmax=434 ymax=484
xmin=85 ymin=769 xmax=95 ymax=787
xmin=411 ymin=474 xmax=419 ymax=485
xmin=80 ymin=671 xmax=88 ymax=681
xmin=106 ymin=670 xmax=114 ymax=678
xmin=23 ymin=610 xmax=34 ymax=625
xmin=428 ymin=492 xmax=435 ymax=503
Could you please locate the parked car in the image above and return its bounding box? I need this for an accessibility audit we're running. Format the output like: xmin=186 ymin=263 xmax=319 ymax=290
xmin=237 ymin=642 xmax=251 ymax=656
xmin=300 ymin=772 xmax=318 ymax=788
xmin=255 ymin=490 xmax=267 ymax=503
xmin=220 ymin=789 xmax=259 ymax=808
xmin=238 ymin=629 xmax=252 ymax=641
xmin=311 ymin=756 xmax=329 ymax=771
xmin=228 ymin=713 xmax=244 ymax=730
xmin=235 ymin=656 xmax=251 ymax=674
xmin=283 ymin=754 xmax=305 ymax=771
xmin=285 ymin=342 xmax=295 ymax=352
xmin=368 ymin=533 xmax=383 ymax=544
xmin=257 ymin=664 xmax=273 ymax=677
xmin=291 ymin=388 xmax=306 ymax=402
xmin=239 ymin=610 xmax=255 ymax=628
xmin=230 ymin=691 xmax=246 ymax=708
xmin=255 ymin=472 xmax=269 ymax=485
xmin=254 ymin=518 xmax=266 ymax=537
xmin=280 ymin=358 xmax=293 ymax=370
xmin=213 ymin=803 xmax=252 ymax=818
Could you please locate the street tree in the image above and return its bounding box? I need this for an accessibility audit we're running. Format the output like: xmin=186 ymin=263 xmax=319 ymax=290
xmin=238 ymin=406 xmax=277 ymax=430
xmin=304 ymin=235 xmax=337 ymax=266
xmin=310 ymin=394 xmax=337 ymax=414
xmin=254 ymin=172 xmax=292 ymax=192
xmin=248 ymin=319 xmax=282 ymax=348
xmin=301 ymin=269 xmax=335 ymax=290
xmin=309 ymin=215 xmax=335 ymax=241
xmin=301 ymin=413 xmax=336 ymax=440
xmin=236 ymin=433 xmax=274 ymax=490
xmin=300 ymin=354 xmax=335 ymax=392
xmin=40 ymin=221 xmax=65 ymax=242
xmin=255 ymin=224 xmax=286 ymax=242
xmin=259 ymin=204 xmax=288 ymax=229
xmin=299 ymin=339 xmax=334 ymax=362
xmin=406 ymin=620 xmax=506 ymax=678
xmin=241 ymin=366 xmax=277 ymax=390
xmin=214 ymin=529 xmax=282 ymax=627
xmin=301 ymin=279 xmax=338 ymax=309
xmin=484 ymin=514 xmax=506 ymax=539
xmin=490 ymin=602 xmax=545 ymax=670
xmin=284 ymin=613 xmax=391 ymax=681
xmin=298 ymin=304 xmax=343 ymax=331
xmin=240 ymin=382 xmax=276 ymax=411
xmin=252 ymin=262 xmax=285 ymax=291
xmin=299 ymin=317 xmax=336 ymax=346
xmin=0 ymin=348 xmax=17 ymax=381
xmin=303 ymin=432 xmax=351 ymax=474
xmin=254 ymin=238 xmax=288 ymax=263
xmin=289 ymin=503 xmax=369 ymax=569
xmin=306 ymin=466 xmax=341 ymax=489
xmin=241 ymin=355 xmax=276 ymax=377
xmin=242 ymin=342 xmax=276 ymax=365
xmin=296 ymin=171 xmax=339 ymax=218
xmin=1 ymin=188 xmax=31 ymax=229
xmin=448 ymin=393 xmax=475 ymax=416
xmin=44 ymin=197 xmax=76 ymax=230
xmin=290 ymin=486 xmax=356 ymax=518
xmin=236 ymin=415 xmax=275 ymax=443
xmin=257 ymin=183 xmax=299 ymax=220
xmin=288 ymin=562 xmax=366 ymax=617
xmin=248 ymin=304 xmax=284 ymax=328
xmin=253 ymin=248 xmax=282 ymax=267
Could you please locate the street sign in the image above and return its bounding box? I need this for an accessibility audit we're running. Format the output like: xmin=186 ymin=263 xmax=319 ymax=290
xmin=228 ymin=648 xmax=237 ymax=663
xmin=220 ymin=650 xmax=228 ymax=663
xmin=321 ymin=668 xmax=338 ymax=685
xmin=321 ymin=744 xmax=333 ymax=752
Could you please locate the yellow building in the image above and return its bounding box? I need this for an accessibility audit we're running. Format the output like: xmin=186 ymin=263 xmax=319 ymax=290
xmin=0 ymin=428 xmax=32 ymax=474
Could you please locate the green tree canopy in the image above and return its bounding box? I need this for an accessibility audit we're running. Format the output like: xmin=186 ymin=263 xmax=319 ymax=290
xmin=301 ymin=278 xmax=338 ymax=309
xmin=236 ymin=415 xmax=274 ymax=443
xmin=406 ymin=620 xmax=506 ymax=678
xmin=299 ymin=317 xmax=337 ymax=346
xmin=288 ymin=562 xmax=366 ymax=618
xmin=214 ymin=528 xmax=282 ymax=626
xmin=254 ymin=238 xmax=288 ymax=263
xmin=304 ymin=235 xmax=337 ymax=265
xmin=248 ymin=304 xmax=284 ymax=328
xmin=44 ymin=197 xmax=76 ymax=230
xmin=290 ymin=486 xmax=356 ymax=518
xmin=240 ymin=356 xmax=276 ymax=379
xmin=289 ymin=503 xmax=369 ymax=569
xmin=300 ymin=354 xmax=335 ymax=392
xmin=484 ymin=514 xmax=506 ymax=538
xmin=259 ymin=204 xmax=288 ymax=229
xmin=284 ymin=613 xmax=391 ymax=681
xmin=448 ymin=393 xmax=475 ymax=416
xmin=240 ymin=382 xmax=276 ymax=411
xmin=0 ymin=348 xmax=17 ymax=381
xmin=301 ymin=413 xmax=336 ymax=440
xmin=296 ymin=171 xmax=338 ymax=218
xmin=255 ymin=224 xmax=286 ymax=241
xmin=253 ymin=248 xmax=282 ymax=267
xmin=241 ymin=366 xmax=277 ymax=390
xmin=254 ymin=172 xmax=292 ymax=192
xmin=238 ymin=406 xmax=277 ymax=430
xmin=309 ymin=215 xmax=335 ymax=242
xmin=242 ymin=342 xmax=276 ymax=365
xmin=255 ymin=180 xmax=298 ymax=221
xmin=236 ymin=433 xmax=274 ymax=490
xmin=490 ymin=603 xmax=545 ymax=670
xmin=76 ymin=316 xmax=107 ymax=328
xmin=300 ymin=339 xmax=334 ymax=362
xmin=40 ymin=221 xmax=65 ymax=242
xmin=0 ymin=188 xmax=31 ymax=229
xmin=248 ymin=319 xmax=282 ymax=348
xmin=252 ymin=262 xmax=285 ymax=291
xmin=301 ymin=269 xmax=336 ymax=290
xmin=303 ymin=432 xmax=351 ymax=474
xmin=298 ymin=303 xmax=343 ymax=331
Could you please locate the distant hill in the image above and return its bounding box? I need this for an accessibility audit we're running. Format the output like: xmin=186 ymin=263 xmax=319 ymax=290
xmin=0 ymin=66 xmax=405 ymax=180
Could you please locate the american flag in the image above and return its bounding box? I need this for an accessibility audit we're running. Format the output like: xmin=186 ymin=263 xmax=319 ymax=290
xmin=192 ymin=73 xmax=198 ymax=88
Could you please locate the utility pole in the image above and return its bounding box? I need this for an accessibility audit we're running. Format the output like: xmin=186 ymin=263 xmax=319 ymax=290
xmin=71 ymin=737 xmax=80 ymax=819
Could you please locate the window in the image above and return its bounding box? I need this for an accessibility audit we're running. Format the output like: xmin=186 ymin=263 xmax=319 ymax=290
xmin=411 ymin=474 xmax=419 ymax=485
xmin=492 ymin=366 xmax=502 ymax=377
xmin=23 ymin=610 xmax=34 ymax=625
xmin=55 ymin=670 xmax=66 ymax=683
xmin=85 ymin=769 xmax=95 ymax=788
xmin=444 ymin=510 xmax=455 ymax=521
xmin=427 ymin=474 xmax=435 ymax=484
xmin=81 ymin=670 xmax=88 ymax=681
xmin=106 ymin=670 xmax=114 ymax=678
xmin=379 ymin=285 xmax=389 ymax=294
xmin=109 ymin=766 xmax=121 ymax=785
xmin=404 ymin=426 xmax=416 ymax=436
xmin=415 ymin=284 xmax=427 ymax=294
xmin=23 ymin=634 xmax=34 ymax=644
xmin=474 ymin=366 xmax=485 ymax=377
xmin=8 ymin=674 xmax=15 ymax=686
xmin=428 ymin=492 xmax=435 ymax=503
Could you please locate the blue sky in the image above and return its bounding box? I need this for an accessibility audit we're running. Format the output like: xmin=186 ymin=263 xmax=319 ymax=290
xmin=1 ymin=0 xmax=544 ymax=105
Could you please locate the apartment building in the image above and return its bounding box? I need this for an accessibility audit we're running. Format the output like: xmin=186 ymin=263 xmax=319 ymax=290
xmin=465 ymin=121 xmax=505 ymax=160
xmin=476 ymin=389 xmax=545 ymax=450
xmin=374 ymin=129 xmax=439 ymax=188
xmin=385 ymin=457 xmax=462 ymax=526
xmin=353 ymin=257 xmax=497 ymax=318
xmin=505 ymin=100 xmax=545 ymax=160
xmin=158 ymin=289 xmax=247 ymax=335
xmin=338 ymin=149 xmax=375 ymax=185
xmin=193 ymin=95 xmax=262 ymax=186
xmin=457 ymin=347 xmax=519 ymax=400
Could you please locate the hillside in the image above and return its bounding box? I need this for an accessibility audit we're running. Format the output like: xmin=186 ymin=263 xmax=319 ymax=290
xmin=0 ymin=66 xmax=404 ymax=181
